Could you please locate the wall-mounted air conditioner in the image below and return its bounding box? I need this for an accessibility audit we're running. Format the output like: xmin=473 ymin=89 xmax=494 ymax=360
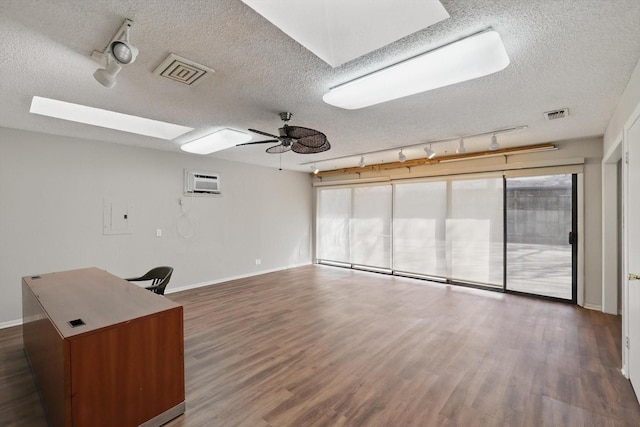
xmin=184 ymin=170 xmax=221 ymax=195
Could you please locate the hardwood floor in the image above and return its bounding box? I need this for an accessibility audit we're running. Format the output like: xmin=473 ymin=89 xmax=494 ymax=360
xmin=1 ymin=265 xmax=639 ymax=426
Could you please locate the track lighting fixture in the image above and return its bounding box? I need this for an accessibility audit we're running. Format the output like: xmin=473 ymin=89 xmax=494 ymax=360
xmin=398 ymin=149 xmax=407 ymax=163
xmin=93 ymin=19 xmax=138 ymax=88
xmin=304 ymin=125 xmax=528 ymax=171
xmin=456 ymin=139 xmax=466 ymax=154
xmin=489 ymin=134 xmax=499 ymax=150
xmin=424 ymin=144 xmax=436 ymax=159
xmin=93 ymin=56 xmax=122 ymax=89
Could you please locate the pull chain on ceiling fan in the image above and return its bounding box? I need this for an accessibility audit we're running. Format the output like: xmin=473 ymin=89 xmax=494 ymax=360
xmin=237 ymin=112 xmax=331 ymax=154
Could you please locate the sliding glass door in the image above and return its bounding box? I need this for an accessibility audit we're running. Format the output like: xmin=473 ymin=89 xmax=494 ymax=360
xmin=392 ymin=176 xmax=503 ymax=287
xmin=316 ymin=187 xmax=351 ymax=264
xmin=393 ymin=181 xmax=447 ymax=277
xmin=316 ymin=171 xmax=578 ymax=302
xmin=316 ymin=185 xmax=392 ymax=270
xmin=505 ymin=174 xmax=576 ymax=301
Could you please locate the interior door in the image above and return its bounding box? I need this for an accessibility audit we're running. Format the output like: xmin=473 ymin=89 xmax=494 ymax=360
xmin=627 ymin=113 xmax=640 ymax=393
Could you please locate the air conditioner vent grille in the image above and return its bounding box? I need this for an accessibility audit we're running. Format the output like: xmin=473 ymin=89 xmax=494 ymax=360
xmin=184 ymin=170 xmax=221 ymax=196
xmin=153 ymin=54 xmax=214 ymax=86
xmin=543 ymin=108 xmax=569 ymax=120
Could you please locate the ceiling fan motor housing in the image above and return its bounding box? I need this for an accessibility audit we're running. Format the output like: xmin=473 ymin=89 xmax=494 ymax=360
xmin=279 ymin=112 xmax=293 ymax=122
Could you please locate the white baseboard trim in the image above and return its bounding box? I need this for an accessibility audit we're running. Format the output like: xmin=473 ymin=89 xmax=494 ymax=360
xmin=1 ymin=263 xmax=312 ymax=329
xmin=165 ymin=262 xmax=312 ymax=295
xmin=583 ymin=303 xmax=603 ymax=311
xmin=622 ymin=367 xmax=629 ymax=379
xmin=0 ymin=318 xmax=23 ymax=330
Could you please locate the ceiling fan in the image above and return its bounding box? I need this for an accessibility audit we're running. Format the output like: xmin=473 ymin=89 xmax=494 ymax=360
xmin=237 ymin=112 xmax=330 ymax=154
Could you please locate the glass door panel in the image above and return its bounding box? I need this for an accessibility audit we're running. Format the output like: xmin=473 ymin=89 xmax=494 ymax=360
xmin=316 ymin=188 xmax=352 ymax=263
xmin=393 ymin=181 xmax=447 ymax=276
xmin=506 ymin=174 xmax=575 ymax=300
xmin=351 ymin=186 xmax=392 ymax=269
xmin=448 ymin=178 xmax=504 ymax=287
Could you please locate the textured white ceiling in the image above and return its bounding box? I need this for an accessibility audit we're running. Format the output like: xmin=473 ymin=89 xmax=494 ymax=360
xmin=241 ymin=0 xmax=449 ymax=67
xmin=1 ymin=0 xmax=640 ymax=172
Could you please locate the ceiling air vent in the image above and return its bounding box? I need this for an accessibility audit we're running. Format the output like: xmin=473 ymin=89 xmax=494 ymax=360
xmin=543 ymin=108 xmax=569 ymax=120
xmin=153 ymin=53 xmax=214 ymax=86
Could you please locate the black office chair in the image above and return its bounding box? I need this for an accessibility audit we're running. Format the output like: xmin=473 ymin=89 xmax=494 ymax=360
xmin=126 ymin=266 xmax=174 ymax=295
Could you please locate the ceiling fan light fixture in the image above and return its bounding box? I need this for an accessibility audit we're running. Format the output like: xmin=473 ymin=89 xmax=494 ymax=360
xmin=456 ymin=138 xmax=466 ymax=154
xmin=240 ymin=112 xmax=330 ymax=155
xmin=489 ymin=134 xmax=499 ymax=150
xmin=424 ymin=144 xmax=436 ymax=159
xmin=323 ymin=30 xmax=510 ymax=110
xmin=181 ymin=128 xmax=251 ymax=154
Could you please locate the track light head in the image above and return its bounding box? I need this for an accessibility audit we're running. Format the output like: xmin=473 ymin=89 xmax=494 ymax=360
xmin=424 ymin=144 xmax=436 ymax=159
xmin=398 ymin=149 xmax=407 ymax=163
xmin=489 ymin=134 xmax=500 ymax=150
xmin=93 ymin=58 xmax=122 ymax=88
xmin=457 ymin=139 xmax=466 ymax=154
xmin=110 ymin=40 xmax=138 ymax=64
xmin=311 ymin=164 xmax=319 ymax=174
xmin=93 ymin=19 xmax=137 ymax=88
xmin=359 ymin=155 xmax=365 ymax=168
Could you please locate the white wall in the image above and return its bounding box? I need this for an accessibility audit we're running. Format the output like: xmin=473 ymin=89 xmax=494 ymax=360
xmin=0 ymin=127 xmax=313 ymax=325
xmin=605 ymin=58 xmax=640 ymax=154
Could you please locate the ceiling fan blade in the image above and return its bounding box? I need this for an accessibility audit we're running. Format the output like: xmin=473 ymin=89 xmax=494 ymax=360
xmin=284 ymin=126 xmax=322 ymax=140
xmin=291 ymin=140 xmax=331 ymax=154
xmin=296 ymin=133 xmax=328 ymax=148
xmin=236 ymin=139 xmax=279 ymax=146
xmin=248 ymin=128 xmax=279 ymax=139
xmin=266 ymin=144 xmax=292 ymax=154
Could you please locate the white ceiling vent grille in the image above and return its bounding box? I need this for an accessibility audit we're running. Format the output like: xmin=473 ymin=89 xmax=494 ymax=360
xmin=543 ymin=108 xmax=569 ymax=120
xmin=153 ymin=53 xmax=214 ymax=86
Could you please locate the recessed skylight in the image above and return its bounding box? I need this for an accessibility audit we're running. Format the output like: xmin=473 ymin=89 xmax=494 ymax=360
xmin=323 ymin=30 xmax=510 ymax=110
xmin=180 ymin=128 xmax=251 ymax=154
xmin=29 ymin=96 xmax=193 ymax=139
xmin=241 ymin=0 xmax=449 ymax=67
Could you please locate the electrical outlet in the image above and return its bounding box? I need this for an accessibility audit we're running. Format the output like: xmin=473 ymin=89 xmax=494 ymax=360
xmin=255 ymin=258 xmax=261 ymax=265
xmin=156 ymin=229 xmax=162 ymax=237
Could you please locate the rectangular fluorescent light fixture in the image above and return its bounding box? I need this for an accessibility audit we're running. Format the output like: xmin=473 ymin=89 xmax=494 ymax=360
xmin=180 ymin=128 xmax=251 ymax=154
xmin=323 ymin=30 xmax=510 ymax=110
xmin=30 ymin=96 xmax=193 ymax=139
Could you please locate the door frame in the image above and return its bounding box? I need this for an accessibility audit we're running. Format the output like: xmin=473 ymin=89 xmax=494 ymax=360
xmin=503 ymin=173 xmax=582 ymax=304
xmin=622 ymin=102 xmax=640 ymax=382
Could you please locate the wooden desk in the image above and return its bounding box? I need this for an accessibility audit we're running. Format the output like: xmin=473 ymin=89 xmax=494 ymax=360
xmin=22 ymin=267 xmax=185 ymax=427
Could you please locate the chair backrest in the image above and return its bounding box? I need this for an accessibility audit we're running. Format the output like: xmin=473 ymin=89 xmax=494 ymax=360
xmin=129 ymin=266 xmax=174 ymax=295
xmin=148 ymin=266 xmax=173 ymax=295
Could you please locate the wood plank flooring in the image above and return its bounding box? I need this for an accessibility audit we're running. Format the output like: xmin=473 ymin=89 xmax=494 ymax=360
xmin=1 ymin=265 xmax=639 ymax=426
